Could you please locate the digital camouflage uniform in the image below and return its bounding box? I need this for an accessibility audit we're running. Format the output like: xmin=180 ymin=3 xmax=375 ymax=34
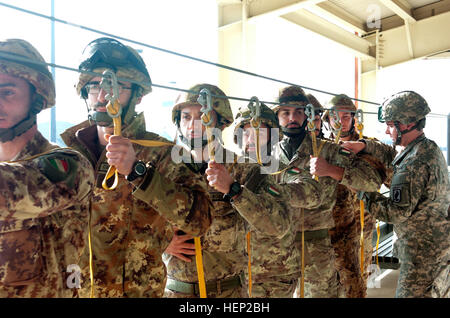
xmin=323 ymin=94 xmax=388 ymax=298
xmin=61 ymin=39 xmax=212 ymax=298
xmin=0 ymin=39 xmax=94 ymax=297
xmin=233 ymin=102 xmax=324 ymax=298
xmin=272 ymin=86 xmax=383 ymax=298
xmin=360 ymin=91 xmax=450 ymax=298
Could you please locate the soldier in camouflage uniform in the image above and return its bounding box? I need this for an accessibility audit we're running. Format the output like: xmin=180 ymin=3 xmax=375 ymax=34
xmin=211 ymin=102 xmax=324 ymax=298
xmin=346 ymin=91 xmax=450 ymax=298
xmin=305 ymin=93 xmax=325 ymax=139
xmin=271 ymin=86 xmax=383 ymax=298
xmin=0 ymin=39 xmax=94 ymax=297
xmin=164 ymin=83 xmax=247 ymax=298
xmin=322 ymin=94 xmax=388 ymax=297
xmin=165 ymin=85 xmax=310 ymax=298
xmin=60 ymin=38 xmax=212 ymax=298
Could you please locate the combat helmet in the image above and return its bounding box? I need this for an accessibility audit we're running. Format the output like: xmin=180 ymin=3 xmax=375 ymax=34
xmin=271 ymin=85 xmax=308 ymax=114
xmin=0 ymin=39 xmax=55 ymax=142
xmin=379 ymin=91 xmax=430 ymax=124
xmin=323 ymin=94 xmax=357 ymax=138
xmin=272 ymin=85 xmax=310 ymax=137
xmin=234 ymin=100 xmax=282 ymax=145
xmin=76 ymin=37 xmax=152 ymax=126
xmin=379 ymin=91 xmax=430 ymax=145
xmin=172 ymin=83 xmax=233 ymax=131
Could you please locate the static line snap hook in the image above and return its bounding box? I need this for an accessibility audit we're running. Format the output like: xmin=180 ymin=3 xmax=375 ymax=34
xmin=198 ymin=88 xmax=214 ymax=127
xmin=330 ymin=109 xmax=342 ymax=130
xmin=249 ymin=96 xmax=261 ymax=129
xmin=100 ymin=69 xmax=122 ymax=118
xmin=305 ymin=103 xmax=316 ymax=132
xmin=355 ymin=109 xmax=364 ymax=124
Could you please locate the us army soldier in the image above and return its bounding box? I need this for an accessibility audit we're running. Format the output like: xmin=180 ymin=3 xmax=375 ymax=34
xmin=345 ymin=91 xmax=450 ymax=298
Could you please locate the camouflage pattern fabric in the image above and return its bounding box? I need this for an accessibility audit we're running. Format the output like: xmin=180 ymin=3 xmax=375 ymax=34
xmin=245 ymin=273 xmax=298 ymax=298
xmin=362 ymin=135 xmax=450 ymax=297
xmin=171 ymin=83 xmax=233 ymax=130
xmin=275 ymin=133 xmax=383 ymax=297
xmin=296 ymin=235 xmax=342 ymax=298
xmin=380 ymin=91 xmax=430 ymax=124
xmin=0 ymin=132 xmax=94 ymax=297
xmin=163 ymin=145 xmax=247 ymax=298
xmin=0 ymin=39 xmax=55 ymax=109
xmin=231 ymin=159 xmax=323 ymax=298
xmin=60 ymin=113 xmax=212 ymax=298
xmin=327 ymin=131 xmax=389 ymax=297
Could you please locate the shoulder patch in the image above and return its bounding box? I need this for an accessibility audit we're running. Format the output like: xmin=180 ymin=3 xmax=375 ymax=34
xmin=38 ymin=153 xmax=79 ymax=189
xmin=338 ymin=148 xmax=352 ymax=156
xmin=287 ymin=167 xmax=301 ymax=175
xmin=267 ymin=185 xmax=281 ymax=197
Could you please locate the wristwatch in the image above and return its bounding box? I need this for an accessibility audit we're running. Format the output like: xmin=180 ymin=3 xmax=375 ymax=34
xmin=223 ymin=181 xmax=242 ymax=201
xmin=126 ymin=160 xmax=147 ymax=182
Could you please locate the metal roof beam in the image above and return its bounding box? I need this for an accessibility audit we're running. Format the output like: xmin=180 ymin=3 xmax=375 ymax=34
xmin=281 ymin=10 xmax=375 ymax=60
xmin=308 ymin=1 xmax=368 ymax=34
xmin=378 ymin=0 xmax=416 ymax=23
xmin=219 ymin=0 xmax=326 ymax=29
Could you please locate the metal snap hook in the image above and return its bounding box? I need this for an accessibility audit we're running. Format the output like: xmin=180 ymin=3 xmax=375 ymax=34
xmin=100 ymin=69 xmax=122 ymax=118
xmin=249 ymin=96 xmax=261 ymax=129
xmin=198 ymin=88 xmax=214 ymax=127
xmin=305 ymin=103 xmax=316 ymax=132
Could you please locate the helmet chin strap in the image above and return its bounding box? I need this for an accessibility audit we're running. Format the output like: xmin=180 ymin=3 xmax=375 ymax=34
xmin=0 ymin=114 xmax=37 ymax=143
xmin=393 ymin=121 xmax=418 ymax=145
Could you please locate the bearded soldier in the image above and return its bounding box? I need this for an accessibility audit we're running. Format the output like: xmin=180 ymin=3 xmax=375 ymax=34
xmin=209 ymin=101 xmax=323 ymax=297
xmin=61 ymin=38 xmax=212 ymax=298
xmin=345 ymin=91 xmax=450 ymax=298
xmin=0 ymin=39 xmax=94 ymax=297
xmin=271 ymin=86 xmax=383 ymax=297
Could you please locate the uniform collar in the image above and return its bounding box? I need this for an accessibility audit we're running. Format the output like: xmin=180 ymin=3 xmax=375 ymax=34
xmin=392 ymin=134 xmax=426 ymax=166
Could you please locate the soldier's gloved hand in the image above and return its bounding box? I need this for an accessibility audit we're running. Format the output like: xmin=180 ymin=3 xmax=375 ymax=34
xmin=105 ymin=134 xmax=136 ymax=175
xmin=205 ymin=160 xmax=233 ymax=194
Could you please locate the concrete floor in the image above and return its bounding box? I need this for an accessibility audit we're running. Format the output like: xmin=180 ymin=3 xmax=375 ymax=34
xmin=366 ymin=268 xmax=399 ymax=298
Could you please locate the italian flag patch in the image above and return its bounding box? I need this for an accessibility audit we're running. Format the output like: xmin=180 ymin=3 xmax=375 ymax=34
xmin=287 ymin=167 xmax=301 ymax=175
xmin=49 ymin=158 xmax=69 ymax=173
xmin=339 ymin=148 xmax=351 ymax=156
xmin=267 ymin=185 xmax=281 ymax=197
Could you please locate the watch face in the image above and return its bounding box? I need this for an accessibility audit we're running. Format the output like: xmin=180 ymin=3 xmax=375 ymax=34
xmin=135 ymin=162 xmax=146 ymax=175
xmin=231 ymin=182 xmax=241 ymax=193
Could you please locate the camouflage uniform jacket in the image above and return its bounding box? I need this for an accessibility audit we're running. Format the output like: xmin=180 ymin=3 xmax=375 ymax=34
xmin=164 ymin=147 xmax=300 ymax=287
xmin=232 ymin=159 xmax=324 ymax=282
xmin=275 ymin=133 xmax=382 ymax=232
xmin=61 ymin=113 xmax=212 ymax=298
xmin=362 ymin=135 xmax=450 ymax=265
xmin=0 ymin=131 xmax=94 ymax=297
xmin=330 ymin=132 xmax=389 ymax=232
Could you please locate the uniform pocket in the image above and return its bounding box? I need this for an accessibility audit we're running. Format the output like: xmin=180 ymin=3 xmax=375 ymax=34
xmin=390 ymin=171 xmax=410 ymax=207
xmin=0 ymin=226 xmax=44 ymax=286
